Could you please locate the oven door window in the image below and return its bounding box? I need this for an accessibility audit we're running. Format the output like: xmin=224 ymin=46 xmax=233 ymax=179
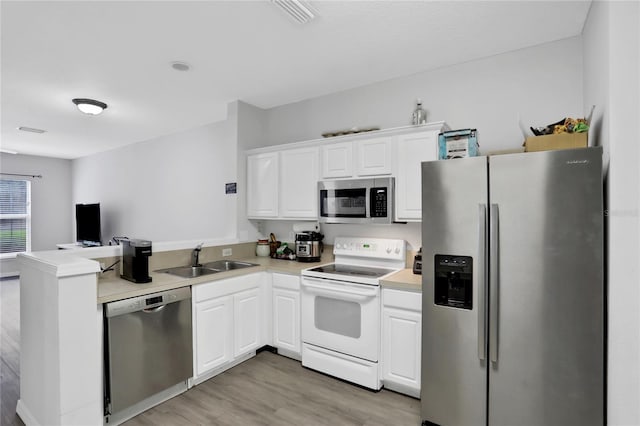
xmin=320 ymin=188 xmax=367 ymax=218
xmin=314 ymin=296 xmax=361 ymax=338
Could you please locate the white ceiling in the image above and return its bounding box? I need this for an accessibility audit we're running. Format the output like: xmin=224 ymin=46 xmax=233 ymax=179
xmin=1 ymin=1 xmax=591 ymax=160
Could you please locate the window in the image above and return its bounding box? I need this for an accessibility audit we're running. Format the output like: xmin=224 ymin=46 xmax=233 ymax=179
xmin=0 ymin=179 xmax=31 ymax=255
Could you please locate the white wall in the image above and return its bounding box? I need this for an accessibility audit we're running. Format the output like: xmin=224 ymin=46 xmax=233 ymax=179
xmin=71 ymin=117 xmax=237 ymax=245
xmin=0 ymin=153 xmax=72 ymax=276
xmin=584 ymin=2 xmax=640 ymax=425
xmin=265 ymin=37 xmax=584 ymax=155
xmin=255 ymin=37 xmax=584 ymax=250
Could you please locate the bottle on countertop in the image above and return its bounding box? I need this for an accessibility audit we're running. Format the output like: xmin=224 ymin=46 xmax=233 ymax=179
xmin=412 ymin=99 xmax=427 ymax=125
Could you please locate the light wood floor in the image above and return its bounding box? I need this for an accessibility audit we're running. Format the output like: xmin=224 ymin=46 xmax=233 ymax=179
xmin=1 ymin=278 xmax=421 ymax=425
xmin=1 ymin=278 xmax=23 ymax=426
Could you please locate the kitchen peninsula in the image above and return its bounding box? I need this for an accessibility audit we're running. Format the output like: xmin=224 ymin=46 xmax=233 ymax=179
xmin=16 ymin=240 xmax=421 ymax=425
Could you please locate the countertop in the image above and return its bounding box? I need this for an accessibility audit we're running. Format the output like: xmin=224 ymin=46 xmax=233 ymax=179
xmin=98 ymin=256 xmax=423 ymax=304
xmin=97 ymin=255 xmax=327 ymax=304
xmin=381 ymin=268 xmax=423 ymax=292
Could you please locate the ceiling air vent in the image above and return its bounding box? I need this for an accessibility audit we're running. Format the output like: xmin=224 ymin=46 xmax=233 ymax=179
xmin=272 ymin=0 xmax=316 ymax=24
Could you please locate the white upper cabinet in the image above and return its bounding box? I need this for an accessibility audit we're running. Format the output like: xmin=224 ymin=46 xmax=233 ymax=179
xmin=355 ymin=137 xmax=393 ymax=176
xmin=247 ymin=152 xmax=279 ymax=218
xmin=320 ymin=137 xmax=393 ymax=179
xmin=247 ymin=122 xmax=448 ymax=221
xmin=321 ymin=142 xmax=353 ymax=178
xmin=279 ymin=147 xmax=319 ymax=218
xmin=247 ymin=147 xmax=318 ymax=219
xmin=394 ymin=123 xmax=447 ymax=221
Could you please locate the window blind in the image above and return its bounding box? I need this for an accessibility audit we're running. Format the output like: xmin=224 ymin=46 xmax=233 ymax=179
xmin=0 ymin=179 xmax=31 ymax=254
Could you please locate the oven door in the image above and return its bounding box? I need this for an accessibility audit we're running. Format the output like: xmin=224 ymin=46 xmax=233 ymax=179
xmin=301 ymin=276 xmax=380 ymax=362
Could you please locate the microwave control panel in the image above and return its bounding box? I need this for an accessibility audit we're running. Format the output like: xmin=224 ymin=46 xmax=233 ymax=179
xmin=370 ymin=187 xmax=388 ymax=218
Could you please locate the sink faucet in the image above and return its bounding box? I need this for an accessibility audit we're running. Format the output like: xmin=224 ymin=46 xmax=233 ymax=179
xmin=192 ymin=243 xmax=203 ymax=267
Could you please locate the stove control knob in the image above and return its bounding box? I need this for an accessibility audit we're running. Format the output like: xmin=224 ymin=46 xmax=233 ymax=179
xmin=386 ymin=247 xmax=392 ymax=254
xmin=394 ymin=247 xmax=401 ymax=254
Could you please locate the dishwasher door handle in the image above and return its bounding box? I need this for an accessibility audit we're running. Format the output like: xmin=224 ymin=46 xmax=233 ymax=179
xmin=142 ymin=304 xmax=166 ymax=313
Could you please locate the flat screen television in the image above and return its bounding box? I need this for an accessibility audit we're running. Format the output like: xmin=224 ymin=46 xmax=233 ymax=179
xmin=75 ymin=203 xmax=102 ymax=246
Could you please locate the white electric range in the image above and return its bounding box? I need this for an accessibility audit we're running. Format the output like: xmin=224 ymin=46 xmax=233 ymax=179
xmin=300 ymin=236 xmax=406 ymax=390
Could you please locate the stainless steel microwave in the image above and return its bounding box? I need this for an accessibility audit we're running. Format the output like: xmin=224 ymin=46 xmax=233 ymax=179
xmin=318 ymin=177 xmax=394 ymax=224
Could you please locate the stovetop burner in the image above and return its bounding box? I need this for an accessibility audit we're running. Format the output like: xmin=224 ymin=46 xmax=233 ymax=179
xmin=301 ymin=237 xmax=407 ymax=285
xmin=306 ymin=263 xmax=397 ymax=279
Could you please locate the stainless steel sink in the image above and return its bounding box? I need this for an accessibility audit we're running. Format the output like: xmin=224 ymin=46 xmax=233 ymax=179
xmin=156 ymin=260 xmax=258 ymax=278
xmin=203 ymin=260 xmax=258 ymax=271
xmin=156 ymin=265 xmax=220 ymax=278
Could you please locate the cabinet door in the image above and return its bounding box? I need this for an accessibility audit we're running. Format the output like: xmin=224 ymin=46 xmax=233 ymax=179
xmin=356 ymin=137 xmax=393 ymax=176
xmin=382 ymin=306 xmax=421 ymax=397
xmin=321 ymin=142 xmax=353 ymax=178
xmin=395 ymin=131 xmax=438 ymax=221
xmin=272 ymin=287 xmax=300 ymax=355
xmin=247 ymin=152 xmax=279 ymax=218
xmin=233 ymin=287 xmax=261 ymax=357
xmin=280 ymin=147 xmax=319 ymax=218
xmin=194 ymin=296 xmax=233 ymax=377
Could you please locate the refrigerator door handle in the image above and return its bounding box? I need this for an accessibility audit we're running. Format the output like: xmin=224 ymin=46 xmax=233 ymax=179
xmin=478 ymin=204 xmax=487 ymax=361
xmin=489 ymin=203 xmax=499 ymax=363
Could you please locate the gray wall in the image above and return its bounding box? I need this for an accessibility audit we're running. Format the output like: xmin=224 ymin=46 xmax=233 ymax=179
xmin=72 ymin=118 xmax=238 ymax=244
xmin=0 ymin=153 xmax=72 ymax=275
xmin=256 ymin=36 xmax=585 ymax=250
xmin=264 ymin=37 xmax=584 ymax=155
xmin=583 ymin=2 xmax=640 ymax=424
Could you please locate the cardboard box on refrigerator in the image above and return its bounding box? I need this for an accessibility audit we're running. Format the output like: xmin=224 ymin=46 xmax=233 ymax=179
xmin=524 ymin=132 xmax=588 ymax=152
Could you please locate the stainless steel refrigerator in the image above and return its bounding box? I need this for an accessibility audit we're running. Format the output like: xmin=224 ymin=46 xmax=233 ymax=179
xmin=420 ymin=147 xmax=604 ymax=426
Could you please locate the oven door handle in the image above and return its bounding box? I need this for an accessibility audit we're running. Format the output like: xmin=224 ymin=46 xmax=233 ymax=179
xmin=301 ymin=279 xmax=378 ymax=301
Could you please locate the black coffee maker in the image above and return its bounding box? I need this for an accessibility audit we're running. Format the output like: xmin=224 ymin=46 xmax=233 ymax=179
xmin=120 ymin=239 xmax=152 ymax=283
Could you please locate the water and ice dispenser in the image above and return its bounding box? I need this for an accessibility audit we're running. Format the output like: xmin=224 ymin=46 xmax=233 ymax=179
xmin=434 ymin=255 xmax=473 ymax=309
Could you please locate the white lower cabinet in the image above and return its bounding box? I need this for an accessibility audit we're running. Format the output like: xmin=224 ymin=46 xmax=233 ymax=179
xmin=194 ymin=295 xmax=233 ymax=376
xmin=381 ymin=288 xmax=422 ymax=398
xmin=271 ymin=273 xmax=301 ymax=359
xmin=233 ymin=287 xmax=261 ymax=357
xmin=192 ymin=272 xmax=265 ymax=382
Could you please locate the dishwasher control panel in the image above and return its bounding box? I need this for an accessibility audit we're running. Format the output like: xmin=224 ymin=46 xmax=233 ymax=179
xmin=104 ymin=287 xmax=190 ymax=317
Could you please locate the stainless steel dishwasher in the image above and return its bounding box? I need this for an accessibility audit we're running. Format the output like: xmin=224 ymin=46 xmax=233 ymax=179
xmin=104 ymin=286 xmax=192 ymax=416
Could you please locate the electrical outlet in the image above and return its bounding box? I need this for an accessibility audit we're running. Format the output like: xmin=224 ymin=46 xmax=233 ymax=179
xmin=222 ymin=248 xmax=232 ymax=257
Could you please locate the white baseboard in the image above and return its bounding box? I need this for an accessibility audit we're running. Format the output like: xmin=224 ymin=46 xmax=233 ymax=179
xmin=16 ymin=399 xmax=38 ymax=426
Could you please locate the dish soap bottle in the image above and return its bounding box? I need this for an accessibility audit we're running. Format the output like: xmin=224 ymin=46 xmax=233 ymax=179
xmin=412 ymin=99 xmax=427 ymax=125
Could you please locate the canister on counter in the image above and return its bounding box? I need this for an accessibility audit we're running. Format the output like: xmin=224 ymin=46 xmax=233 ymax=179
xmin=256 ymin=239 xmax=270 ymax=257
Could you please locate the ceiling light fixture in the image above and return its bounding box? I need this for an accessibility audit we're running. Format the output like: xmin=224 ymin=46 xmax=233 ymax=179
xmin=18 ymin=126 xmax=46 ymax=134
xmin=171 ymin=61 xmax=191 ymax=72
xmin=272 ymin=0 xmax=316 ymax=24
xmin=0 ymin=149 xmax=18 ymax=155
xmin=72 ymin=98 xmax=108 ymax=115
